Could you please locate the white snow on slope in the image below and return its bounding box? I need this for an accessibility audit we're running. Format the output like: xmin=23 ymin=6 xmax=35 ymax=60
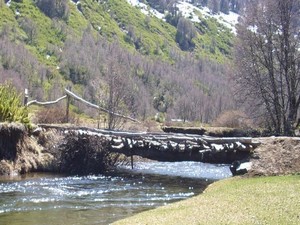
xmin=200 ymin=6 xmax=239 ymax=33
xmin=126 ymin=0 xmax=165 ymax=19
xmin=177 ymin=1 xmax=200 ymax=23
xmin=126 ymin=0 xmax=239 ymax=33
xmin=6 ymin=0 xmax=12 ymax=7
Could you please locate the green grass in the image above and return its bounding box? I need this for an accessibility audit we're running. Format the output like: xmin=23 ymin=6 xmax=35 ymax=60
xmin=113 ymin=175 xmax=300 ymax=225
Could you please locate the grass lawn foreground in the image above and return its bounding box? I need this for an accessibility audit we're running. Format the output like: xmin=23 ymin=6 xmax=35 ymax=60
xmin=113 ymin=175 xmax=300 ymax=225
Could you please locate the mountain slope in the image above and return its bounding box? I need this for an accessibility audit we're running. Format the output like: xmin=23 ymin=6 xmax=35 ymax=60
xmin=0 ymin=0 xmax=236 ymax=126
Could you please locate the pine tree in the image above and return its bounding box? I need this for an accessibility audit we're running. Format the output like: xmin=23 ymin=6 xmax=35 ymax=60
xmin=220 ymin=0 xmax=229 ymax=14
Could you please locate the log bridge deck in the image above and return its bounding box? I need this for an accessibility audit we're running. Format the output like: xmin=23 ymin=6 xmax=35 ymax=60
xmin=39 ymin=125 xmax=261 ymax=164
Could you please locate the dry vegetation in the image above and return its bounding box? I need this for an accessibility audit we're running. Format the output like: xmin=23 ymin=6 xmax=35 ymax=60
xmin=249 ymin=137 xmax=300 ymax=176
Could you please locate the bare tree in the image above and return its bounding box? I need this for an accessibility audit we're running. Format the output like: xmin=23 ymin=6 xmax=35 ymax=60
xmin=209 ymin=0 xmax=220 ymax=14
xmin=103 ymin=43 xmax=135 ymax=129
xmin=234 ymin=0 xmax=300 ymax=135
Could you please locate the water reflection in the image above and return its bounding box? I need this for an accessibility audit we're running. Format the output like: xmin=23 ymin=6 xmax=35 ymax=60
xmin=0 ymin=161 xmax=231 ymax=225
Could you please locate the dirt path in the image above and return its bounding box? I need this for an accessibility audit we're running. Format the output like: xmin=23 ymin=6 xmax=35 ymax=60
xmin=249 ymin=137 xmax=300 ymax=176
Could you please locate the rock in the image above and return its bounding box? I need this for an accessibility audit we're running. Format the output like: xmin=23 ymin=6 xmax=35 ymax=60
xmin=230 ymin=160 xmax=252 ymax=176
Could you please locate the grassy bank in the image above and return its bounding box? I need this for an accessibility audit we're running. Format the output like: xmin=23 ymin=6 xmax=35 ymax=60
xmin=113 ymin=175 xmax=300 ymax=225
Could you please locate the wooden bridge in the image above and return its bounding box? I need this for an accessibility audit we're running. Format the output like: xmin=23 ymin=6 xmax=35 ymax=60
xmin=39 ymin=124 xmax=260 ymax=165
xmin=26 ymin=88 xmax=259 ymax=165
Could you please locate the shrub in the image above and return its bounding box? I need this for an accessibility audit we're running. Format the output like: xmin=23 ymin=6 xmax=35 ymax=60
xmin=0 ymin=83 xmax=30 ymax=128
xmin=34 ymin=106 xmax=76 ymax=124
xmin=35 ymin=0 xmax=69 ymax=20
xmin=213 ymin=110 xmax=253 ymax=129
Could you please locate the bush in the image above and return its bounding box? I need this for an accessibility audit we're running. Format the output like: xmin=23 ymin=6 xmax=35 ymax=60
xmin=34 ymin=106 xmax=76 ymax=124
xmin=35 ymin=0 xmax=69 ymax=20
xmin=0 ymin=83 xmax=30 ymax=128
xmin=213 ymin=110 xmax=253 ymax=129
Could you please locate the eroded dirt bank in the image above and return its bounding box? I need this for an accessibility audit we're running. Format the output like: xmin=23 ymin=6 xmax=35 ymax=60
xmin=0 ymin=123 xmax=119 ymax=176
xmin=248 ymin=137 xmax=300 ymax=176
xmin=0 ymin=123 xmax=62 ymax=176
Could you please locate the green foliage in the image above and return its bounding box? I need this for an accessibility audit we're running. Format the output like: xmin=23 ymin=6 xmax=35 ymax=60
xmin=175 ymin=17 xmax=196 ymax=51
xmin=195 ymin=17 xmax=234 ymax=61
xmin=0 ymin=0 xmax=234 ymax=65
xmin=102 ymin=0 xmax=178 ymax=58
xmin=0 ymin=83 xmax=30 ymax=128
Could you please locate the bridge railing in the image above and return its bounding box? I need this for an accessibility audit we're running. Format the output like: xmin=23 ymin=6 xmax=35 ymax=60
xmin=25 ymin=88 xmax=140 ymax=125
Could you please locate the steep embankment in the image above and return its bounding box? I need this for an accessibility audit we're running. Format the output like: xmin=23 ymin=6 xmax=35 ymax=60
xmin=249 ymin=137 xmax=300 ymax=176
xmin=0 ymin=123 xmax=60 ymax=175
xmin=0 ymin=123 xmax=120 ymax=176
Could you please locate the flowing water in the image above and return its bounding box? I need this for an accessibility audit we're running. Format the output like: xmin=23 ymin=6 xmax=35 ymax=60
xmin=0 ymin=161 xmax=231 ymax=225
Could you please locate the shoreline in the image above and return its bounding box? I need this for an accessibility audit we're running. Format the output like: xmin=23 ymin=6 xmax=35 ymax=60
xmin=112 ymin=174 xmax=300 ymax=225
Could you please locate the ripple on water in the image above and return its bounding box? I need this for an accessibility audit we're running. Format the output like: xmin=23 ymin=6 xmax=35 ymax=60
xmin=0 ymin=162 xmax=229 ymax=225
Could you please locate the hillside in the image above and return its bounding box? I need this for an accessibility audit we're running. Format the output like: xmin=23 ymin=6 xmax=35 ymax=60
xmin=0 ymin=0 xmax=237 ymax=127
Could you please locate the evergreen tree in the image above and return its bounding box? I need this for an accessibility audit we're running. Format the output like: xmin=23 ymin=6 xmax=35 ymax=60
xmin=220 ymin=0 xmax=230 ymax=14
xmin=209 ymin=0 xmax=220 ymax=14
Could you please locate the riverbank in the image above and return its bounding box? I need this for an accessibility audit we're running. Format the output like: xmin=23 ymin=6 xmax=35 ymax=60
xmin=248 ymin=137 xmax=300 ymax=176
xmin=0 ymin=123 xmax=124 ymax=176
xmin=0 ymin=123 xmax=58 ymax=175
xmin=112 ymin=175 xmax=300 ymax=225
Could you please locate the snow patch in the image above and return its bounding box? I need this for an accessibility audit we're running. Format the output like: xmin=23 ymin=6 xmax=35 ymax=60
xmin=6 ymin=0 xmax=11 ymax=7
xmin=195 ymin=6 xmax=239 ymax=33
xmin=177 ymin=1 xmax=201 ymax=23
xmin=126 ymin=0 xmax=164 ymax=19
xmin=126 ymin=0 xmax=239 ymax=33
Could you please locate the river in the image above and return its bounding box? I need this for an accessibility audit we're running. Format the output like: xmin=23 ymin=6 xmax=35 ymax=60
xmin=0 ymin=161 xmax=231 ymax=225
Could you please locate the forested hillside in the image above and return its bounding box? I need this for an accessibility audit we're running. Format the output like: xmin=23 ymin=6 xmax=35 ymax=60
xmin=0 ymin=0 xmax=237 ymax=127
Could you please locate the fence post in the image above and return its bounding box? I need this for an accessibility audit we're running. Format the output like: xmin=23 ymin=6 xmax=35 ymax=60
xmin=131 ymin=154 xmax=134 ymax=169
xmin=97 ymin=110 xmax=100 ymax=129
xmin=24 ymin=88 xmax=28 ymax=106
xmin=66 ymin=86 xmax=71 ymax=123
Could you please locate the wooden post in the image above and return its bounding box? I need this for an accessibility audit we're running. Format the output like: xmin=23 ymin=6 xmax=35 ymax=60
xmin=24 ymin=88 xmax=28 ymax=106
xmin=97 ymin=110 xmax=100 ymax=129
xmin=66 ymin=95 xmax=70 ymax=123
xmin=131 ymin=154 xmax=134 ymax=169
xmin=66 ymin=86 xmax=71 ymax=123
